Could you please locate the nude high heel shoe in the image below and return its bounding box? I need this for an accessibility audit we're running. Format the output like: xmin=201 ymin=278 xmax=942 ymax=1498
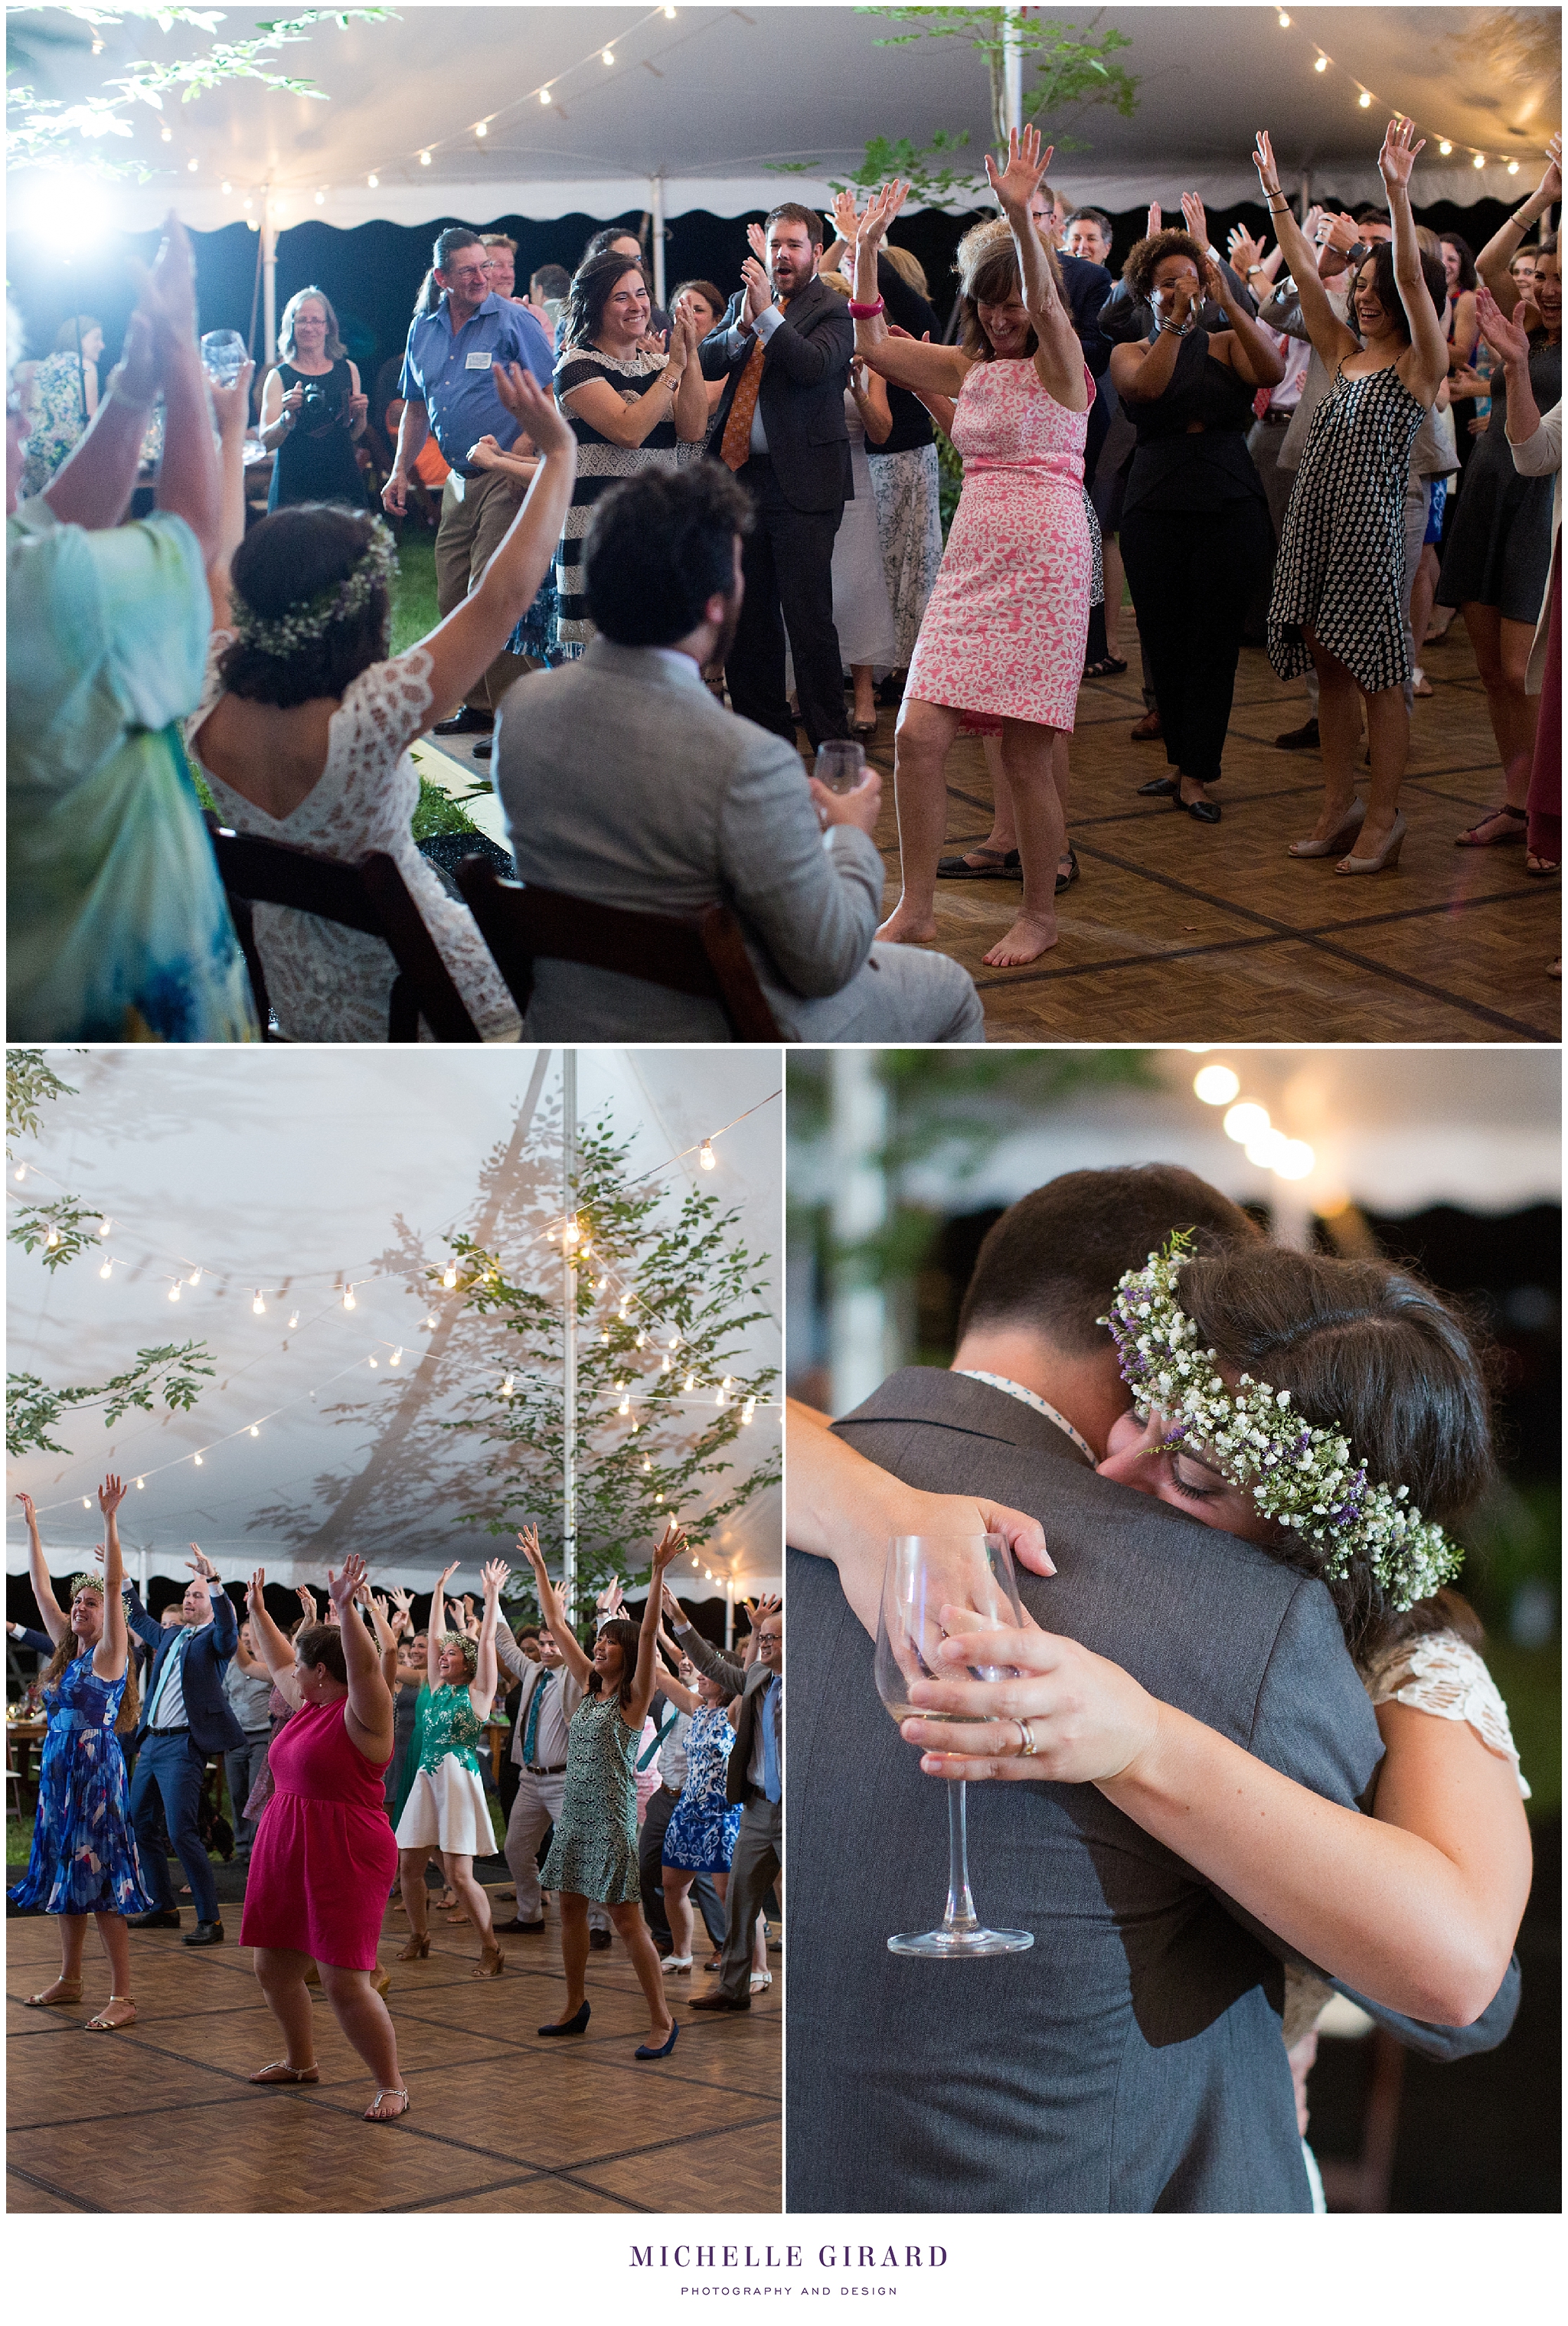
xmin=1289 ymin=799 xmax=1365 ymax=858
xmin=1335 ymin=811 xmax=1406 ymax=874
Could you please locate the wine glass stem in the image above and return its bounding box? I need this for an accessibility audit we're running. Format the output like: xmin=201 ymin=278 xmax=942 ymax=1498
xmin=942 ymin=1780 xmax=981 ymax=1934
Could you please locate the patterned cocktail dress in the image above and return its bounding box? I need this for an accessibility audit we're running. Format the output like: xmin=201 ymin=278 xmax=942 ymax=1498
xmin=540 ymin=1689 xmax=641 ymax=1904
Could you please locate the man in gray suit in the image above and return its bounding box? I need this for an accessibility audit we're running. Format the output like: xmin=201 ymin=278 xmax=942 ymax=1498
xmin=493 ymin=462 xmax=982 ymax=1041
xmin=786 ymin=1165 xmax=1518 ymax=2213
xmin=666 ymin=1599 xmax=783 ymax=2014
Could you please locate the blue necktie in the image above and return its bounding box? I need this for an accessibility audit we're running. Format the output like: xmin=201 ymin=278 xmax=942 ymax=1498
xmin=521 ymin=1669 xmax=553 ymax=1765
xmin=147 ymin=1629 xmax=188 ymax=1728
xmin=760 ymin=1675 xmax=780 ymax=1803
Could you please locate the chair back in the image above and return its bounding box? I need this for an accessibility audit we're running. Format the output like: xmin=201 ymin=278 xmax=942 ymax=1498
xmin=453 ymin=858 xmax=783 ymax=1041
xmin=205 ymin=821 xmax=482 ymax=1043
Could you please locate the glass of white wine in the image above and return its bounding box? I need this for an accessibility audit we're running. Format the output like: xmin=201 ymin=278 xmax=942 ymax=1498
xmin=874 ymin=1533 xmax=1034 ymax=1958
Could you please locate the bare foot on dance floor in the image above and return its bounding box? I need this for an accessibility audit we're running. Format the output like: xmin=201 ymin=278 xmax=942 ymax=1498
xmin=982 ymin=914 xmax=1057 ymax=969
xmin=877 ymin=904 xmax=939 ymax=946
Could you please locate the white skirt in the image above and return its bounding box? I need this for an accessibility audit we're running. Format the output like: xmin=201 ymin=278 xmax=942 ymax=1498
xmin=394 ymin=1754 xmax=494 ymax=1856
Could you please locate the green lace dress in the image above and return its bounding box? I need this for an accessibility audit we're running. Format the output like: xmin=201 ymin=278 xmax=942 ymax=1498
xmin=391 ymin=1681 xmax=493 ymax=1855
xmin=539 ymin=1689 xmax=641 ymax=1904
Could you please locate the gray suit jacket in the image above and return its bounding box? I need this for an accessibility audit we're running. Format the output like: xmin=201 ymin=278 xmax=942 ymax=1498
xmin=493 ymin=637 xmax=881 ymax=1039
xmin=786 ymin=1370 xmax=1515 ymax=2214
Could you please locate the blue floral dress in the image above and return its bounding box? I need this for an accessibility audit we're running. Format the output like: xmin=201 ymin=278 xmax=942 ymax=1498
xmin=8 ymin=1651 xmax=154 ymax=1916
xmin=662 ymin=1705 xmax=742 ymax=1875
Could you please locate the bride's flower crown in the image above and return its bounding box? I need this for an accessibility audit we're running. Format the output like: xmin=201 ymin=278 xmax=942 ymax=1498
xmin=230 ymin=518 xmax=398 ymax=658
xmin=1100 ymin=1233 xmax=1462 ymax=1611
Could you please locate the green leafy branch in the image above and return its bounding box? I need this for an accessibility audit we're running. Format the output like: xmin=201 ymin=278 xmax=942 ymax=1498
xmin=8 ymin=1343 xmax=216 ymax=1458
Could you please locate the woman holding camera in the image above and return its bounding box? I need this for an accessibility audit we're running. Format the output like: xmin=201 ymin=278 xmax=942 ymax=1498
xmin=258 ymin=286 xmax=368 ymax=511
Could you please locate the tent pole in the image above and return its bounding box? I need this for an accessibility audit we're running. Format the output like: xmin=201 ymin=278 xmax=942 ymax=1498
xmin=262 ymin=191 xmax=278 ymax=365
xmin=726 ymin=1578 xmax=734 ymax=1652
xmin=651 ymin=175 xmax=666 ymax=311
xmin=562 ymin=1049 xmax=578 ymax=1625
xmin=1002 ymin=11 xmax=1024 ymax=139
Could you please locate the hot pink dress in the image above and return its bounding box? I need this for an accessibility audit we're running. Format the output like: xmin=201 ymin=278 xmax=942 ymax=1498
xmin=240 ymin=1699 xmax=397 ymax=1970
xmin=906 ymin=356 xmax=1093 ymax=731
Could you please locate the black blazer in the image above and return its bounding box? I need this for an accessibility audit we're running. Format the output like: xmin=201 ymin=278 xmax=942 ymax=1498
xmin=786 ymin=1368 xmax=1518 ymax=2215
xmin=725 ymin=1661 xmax=780 ymax=1808
xmin=128 ymin=1585 xmax=246 ymax=1755
xmin=699 ymin=274 xmax=854 ymax=514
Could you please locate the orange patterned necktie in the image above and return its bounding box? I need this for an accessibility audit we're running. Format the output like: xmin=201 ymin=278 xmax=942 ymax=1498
xmin=719 ymin=328 xmax=769 ymax=472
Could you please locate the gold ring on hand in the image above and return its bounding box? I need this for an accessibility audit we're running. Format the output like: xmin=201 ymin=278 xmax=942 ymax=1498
xmin=1016 ymin=1719 xmax=1039 ymax=1757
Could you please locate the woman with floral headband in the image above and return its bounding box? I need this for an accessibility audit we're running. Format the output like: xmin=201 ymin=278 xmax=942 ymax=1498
xmin=186 ymin=361 xmax=577 ymax=1041
xmin=392 ymin=1559 xmax=508 ymax=1977
xmin=789 ymin=1242 xmax=1531 ymax=2070
xmin=10 ymin=1477 xmax=152 ymax=2030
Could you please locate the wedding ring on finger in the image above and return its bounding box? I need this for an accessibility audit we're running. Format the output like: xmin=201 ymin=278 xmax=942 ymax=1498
xmin=1015 ymin=1719 xmax=1040 ymax=1757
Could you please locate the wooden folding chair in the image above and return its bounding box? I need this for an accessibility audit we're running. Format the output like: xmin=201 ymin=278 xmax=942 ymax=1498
xmin=205 ymin=820 xmax=483 ymax=1043
xmin=454 ymin=857 xmax=785 ymax=1041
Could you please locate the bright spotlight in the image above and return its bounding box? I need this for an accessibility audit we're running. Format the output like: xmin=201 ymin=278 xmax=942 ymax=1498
xmin=1223 ymin=1101 xmax=1271 ymax=1144
xmin=1275 ymin=1140 xmax=1316 ymax=1180
xmin=1194 ymin=1064 xmax=1240 ymax=1106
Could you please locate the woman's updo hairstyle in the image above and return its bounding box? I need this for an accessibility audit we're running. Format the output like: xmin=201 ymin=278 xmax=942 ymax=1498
xmin=952 ymin=217 xmax=1058 ymax=362
xmin=442 ymin=1629 xmax=479 ymax=1678
xmin=295 ymin=1623 xmax=348 ymax=1685
xmin=218 ymin=505 xmax=392 ymax=707
xmin=1174 ymin=1246 xmax=1495 ymax=1662
xmin=1121 ymin=228 xmax=1206 ymax=303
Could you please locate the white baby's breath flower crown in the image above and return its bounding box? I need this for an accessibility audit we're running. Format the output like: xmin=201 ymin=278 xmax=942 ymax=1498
xmin=1100 ymin=1233 xmax=1462 ymax=1612
xmin=230 ymin=518 xmax=398 ymax=658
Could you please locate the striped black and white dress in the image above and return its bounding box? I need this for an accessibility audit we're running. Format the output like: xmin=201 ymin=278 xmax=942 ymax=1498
xmin=1266 ymin=359 xmax=1426 ymax=695
xmin=552 ymin=343 xmax=699 ymax=652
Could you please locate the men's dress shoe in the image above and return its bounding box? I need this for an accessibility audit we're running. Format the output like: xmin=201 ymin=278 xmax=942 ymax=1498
xmin=1136 ymin=776 xmax=1178 ymax=797
xmin=1275 ymin=717 xmax=1320 ymax=751
xmin=588 ymin=1929 xmax=612 ymax=1952
xmin=184 ymin=1919 xmax=225 ymax=1946
xmin=472 ymin=737 xmax=494 ymax=761
xmin=128 ymin=1909 xmax=181 ymax=1930
xmin=433 ymin=707 xmax=493 ymax=737
xmin=1130 ymin=709 xmax=1163 ymax=741
xmin=495 ymin=1916 xmax=546 ymax=1934
xmin=690 ymin=1991 xmax=751 ymax=2012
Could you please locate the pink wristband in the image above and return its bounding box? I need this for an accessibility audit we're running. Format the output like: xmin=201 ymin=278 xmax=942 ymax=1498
xmin=848 ymin=297 xmax=885 ymax=319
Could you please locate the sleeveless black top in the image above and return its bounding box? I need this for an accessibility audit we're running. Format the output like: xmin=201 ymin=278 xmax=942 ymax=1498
xmin=267 ymin=357 xmax=367 ymax=511
xmin=1123 ymin=328 xmax=1266 ymax=515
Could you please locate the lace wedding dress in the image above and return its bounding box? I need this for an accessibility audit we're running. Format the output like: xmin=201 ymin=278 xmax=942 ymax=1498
xmin=189 ymin=639 xmax=519 ymax=1042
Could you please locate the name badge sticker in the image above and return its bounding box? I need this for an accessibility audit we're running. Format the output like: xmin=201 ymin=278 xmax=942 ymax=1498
xmin=465 ymin=350 xmax=494 ymax=371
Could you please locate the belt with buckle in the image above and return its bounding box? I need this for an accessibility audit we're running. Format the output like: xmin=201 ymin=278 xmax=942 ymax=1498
xmin=525 ymin=1761 xmax=567 ymax=1776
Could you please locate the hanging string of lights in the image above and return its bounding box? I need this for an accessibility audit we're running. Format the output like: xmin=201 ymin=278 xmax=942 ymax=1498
xmin=1271 ymin=8 xmax=1540 ymax=177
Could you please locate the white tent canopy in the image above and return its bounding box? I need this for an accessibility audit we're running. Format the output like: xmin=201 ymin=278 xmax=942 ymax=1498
xmin=15 ymin=3 xmax=1561 ymax=238
xmin=7 ymin=1048 xmax=782 ymax=1598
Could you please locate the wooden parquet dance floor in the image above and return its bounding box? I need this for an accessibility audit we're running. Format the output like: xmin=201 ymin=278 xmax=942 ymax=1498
xmin=5 ymin=1886 xmax=780 ymax=2214
xmin=849 ymin=617 xmax=1560 ymax=1044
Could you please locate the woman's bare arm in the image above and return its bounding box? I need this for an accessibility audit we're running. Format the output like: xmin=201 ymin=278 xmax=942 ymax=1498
xmin=246 ymin=1568 xmax=302 ymax=1708
xmin=1475 ymin=136 xmax=1561 ymax=312
xmin=1377 ymin=118 xmax=1449 ymax=403
xmin=985 ymin=126 xmax=1087 ymax=412
xmin=853 ymin=180 xmax=972 ymax=398
xmin=471 ymin=1559 xmax=508 ymax=1719
xmin=1252 ymin=129 xmax=1360 ymax=374
xmin=626 ymin=1523 xmax=689 ymax=1727
xmin=93 ymin=1475 xmax=129 ymax=1685
xmin=15 ymin=1493 xmax=67 ymax=1645
xmin=903 ymin=1619 xmax=1531 ymax=2025
xmin=327 ymin=1556 xmax=393 ymax=1760
xmin=517 ymin=1527 xmax=593 ymax=1690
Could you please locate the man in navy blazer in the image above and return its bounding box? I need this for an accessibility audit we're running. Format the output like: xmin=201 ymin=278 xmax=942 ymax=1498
xmin=126 ymin=1547 xmax=245 ymax=1944
xmin=698 ymin=203 xmax=854 ymax=752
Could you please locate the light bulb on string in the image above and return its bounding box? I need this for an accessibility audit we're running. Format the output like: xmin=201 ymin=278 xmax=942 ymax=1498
xmin=742 ymin=1397 xmax=756 ymax=1425
xmin=635 ymin=1331 xmax=646 ymax=1348
xmin=423 ymin=1315 xmax=436 ymax=1330
xmin=368 ymin=1355 xmax=378 ymax=1368
xmin=1314 ymin=54 xmax=1328 ymax=72
xmin=368 ymin=173 xmax=379 ymax=188
xmin=46 ymin=1228 xmax=59 ymax=1249
xmin=443 ymin=1263 xmax=458 ymax=1289
xmin=1357 ymin=90 xmax=1372 ymax=108
xmin=619 ymin=1396 xmax=630 ymax=1416
xmin=642 ymin=1456 xmax=652 ymax=1472
xmin=603 ymin=48 xmax=615 ymax=66
xmin=1439 ymin=139 xmax=1452 ymax=155
xmin=684 ymin=1371 xmax=694 ymax=1393
xmin=250 ymin=1424 xmax=260 ymax=1438
xmin=136 ymin=1478 xmax=144 ymax=1490
xmin=97 ymin=1218 xmax=111 ymax=1238
xmin=194 ymin=1453 xmax=204 ymax=1467
xmin=100 ymin=1260 xmax=113 ymax=1279
xmin=343 ymin=1288 xmax=356 ymax=1310
xmin=288 ymin=1312 xmax=299 ymax=1330
xmin=419 ymin=149 xmax=431 ymax=165
xmin=668 ymin=1331 xmax=681 ymax=1348
xmin=1508 ymin=160 xmax=1521 ymax=175
xmin=83 ymin=1497 xmax=91 ymax=1510
xmin=12 ymin=1165 xmax=24 ymax=1181
xmin=1474 ymin=153 xmax=1486 ymax=168
xmin=698 ymin=1139 xmax=716 ymax=1170
xmin=662 ymin=1354 xmax=671 ymax=1373
xmin=601 ymin=1330 xmax=610 ymax=1344
xmin=390 ymin=1348 xmax=402 ymax=1367
xmin=253 ymin=1291 xmax=266 ymax=1315
xmin=1276 ymin=8 xmax=1290 ymax=24
xmin=168 ymin=1282 xmax=181 ymax=1303
xmin=474 ymin=120 xmax=488 ymax=138
xmin=501 ymin=1374 xmax=514 ymax=1398
xmin=189 ymin=1269 xmax=201 ymax=1286
xmin=539 ymin=87 xmax=551 ymax=105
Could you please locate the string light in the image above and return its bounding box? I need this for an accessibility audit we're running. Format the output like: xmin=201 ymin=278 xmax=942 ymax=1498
xmin=1473 ymin=153 xmax=1487 ymax=170
xmin=1313 ymin=54 xmax=1327 ymax=72
xmin=540 ymin=87 xmax=551 ymax=104
xmin=501 ymin=1374 xmax=514 ymax=1397
xmin=99 ymin=1259 xmax=113 ymax=1279
xmin=698 ymin=1140 xmax=716 ymax=1171
xmin=443 ymin=1263 xmax=458 ymax=1289
xmin=1223 ymin=1103 xmax=1271 ymax=1145
xmin=188 ymin=1269 xmax=201 ymax=1286
xmin=250 ymin=1424 xmax=260 ymax=1437
xmin=12 ymin=1166 xmax=24 ymax=1181
xmin=368 ymin=172 xmax=379 ymax=187
xmin=46 ymin=1228 xmax=59 ymax=1248
xmin=603 ymin=47 xmax=615 ymax=64
xmin=193 ymin=1453 xmax=204 ymax=1467
xmin=1508 ymin=160 xmax=1521 ymax=176
xmin=1357 ymin=90 xmax=1372 ymax=109
xmin=289 ymin=1312 xmax=299 ymax=1329
xmin=342 ymin=1287 xmax=356 ymax=1310
xmin=168 ymin=1282 xmax=181 ymax=1302
xmin=253 ymin=1291 xmax=266 ymax=1315
xmin=1439 ymin=140 xmax=1453 ymax=156
xmin=83 ymin=1497 xmax=91 ymax=1509
xmin=684 ymin=1371 xmax=694 ymax=1392
xmin=1194 ymin=1064 xmax=1241 ymax=1106
xmin=98 ymin=1218 xmax=111 ymax=1238
xmin=368 ymin=1355 xmax=377 ymax=1367
xmin=619 ymin=1395 xmax=631 ymax=1415
xmin=742 ymin=1397 xmax=756 ymax=1425
xmin=474 ymin=120 xmax=488 ymax=137
xmin=419 ymin=150 xmax=431 ymax=165
xmin=136 ymin=1478 xmax=144 ymax=1490
xmin=390 ymin=1348 xmax=402 ymax=1367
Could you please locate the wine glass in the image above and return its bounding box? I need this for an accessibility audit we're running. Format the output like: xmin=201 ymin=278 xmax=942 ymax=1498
xmin=200 ymin=328 xmax=250 ymax=385
xmin=813 ymin=739 xmax=866 ymax=794
xmin=874 ymin=1533 xmax=1034 ymax=1958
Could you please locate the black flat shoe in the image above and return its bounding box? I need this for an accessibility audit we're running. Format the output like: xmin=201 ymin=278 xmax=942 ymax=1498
xmin=690 ymin=1991 xmax=751 ymax=2013
xmin=184 ymin=1919 xmax=225 ymax=1946
xmin=495 ymin=1916 xmax=546 ymax=1934
xmin=1175 ymin=795 xmax=1222 ymax=825
xmin=537 ymin=2001 xmax=590 ymax=2036
xmin=433 ymin=707 xmax=493 ymax=737
xmin=128 ymin=1909 xmax=181 ymax=1930
xmin=472 ymin=738 xmax=494 ymax=761
xmin=936 ymin=847 xmax=1021 ymax=880
xmin=588 ymin=1929 xmax=612 ymax=1952
xmin=1136 ymin=776 xmax=1178 ymax=798
xmin=1055 ymin=844 xmax=1080 ymax=893
xmin=1275 ymin=717 xmax=1319 ymax=752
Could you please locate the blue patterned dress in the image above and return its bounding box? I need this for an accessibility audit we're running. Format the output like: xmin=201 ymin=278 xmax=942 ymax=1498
xmin=8 ymin=1652 xmax=154 ymax=1916
xmin=662 ymin=1705 xmax=743 ymax=1875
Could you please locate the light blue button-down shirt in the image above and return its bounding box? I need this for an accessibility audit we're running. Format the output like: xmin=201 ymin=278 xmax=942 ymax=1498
xmin=398 ymin=292 xmax=554 ymax=476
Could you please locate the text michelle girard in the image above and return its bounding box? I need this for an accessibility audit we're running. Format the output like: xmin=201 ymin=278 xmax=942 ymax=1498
xmin=631 ymin=2246 xmax=948 ymax=2291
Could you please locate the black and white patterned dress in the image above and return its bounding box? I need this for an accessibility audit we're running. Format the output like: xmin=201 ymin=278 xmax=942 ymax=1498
xmin=553 ymin=344 xmax=699 ymax=652
xmin=1267 ymin=361 xmax=1426 ymax=694
xmin=538 ymin=1688 xmax=641 ymax=1904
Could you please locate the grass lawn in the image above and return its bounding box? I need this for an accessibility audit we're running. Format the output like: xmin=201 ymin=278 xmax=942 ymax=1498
xmin=390 ymin=526 xmax=440 ymax=657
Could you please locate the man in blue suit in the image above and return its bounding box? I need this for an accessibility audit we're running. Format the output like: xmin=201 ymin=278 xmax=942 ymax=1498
xmin=126 ymin=1547 xmax=245 ymax=1945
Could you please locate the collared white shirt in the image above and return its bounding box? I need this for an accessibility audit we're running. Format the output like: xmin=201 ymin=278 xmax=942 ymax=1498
xmin=953 ymin=1371 xmax=1096 ymax=1465
xmin=149 ymin=1628 xmax=191 ymax=1729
